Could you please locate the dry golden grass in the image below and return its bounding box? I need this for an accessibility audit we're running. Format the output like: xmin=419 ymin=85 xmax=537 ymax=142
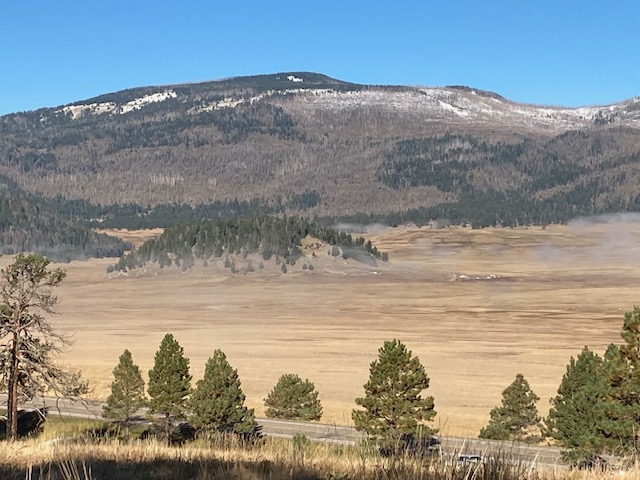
xmin=1 ymin=434 xmax=638 ymax=480
xmin=2 ymin=221 xmax=638 ymax=438
xmin=97 ymin=228 xmax=163 ymax=248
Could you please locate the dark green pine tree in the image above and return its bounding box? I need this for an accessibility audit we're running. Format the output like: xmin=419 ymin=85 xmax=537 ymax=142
xmin=190 ymin=349 xmax=256 ymax=434
xmin=479 ymin=373 xmax=541 ymax=443
xmin=599 ymin=307 xmax=640 ymax=454
xmin=545 ymin=347 xmax=609 ymax=464
xmin=352 ymin=339 xmax=436 ymax=448
xmin=148 ymin=334 xmax=192 ymax=444
xmin=264 ymin=373 xmax=323 ymax=421
xmin=102 ymin=349 xmax=146 ymax=433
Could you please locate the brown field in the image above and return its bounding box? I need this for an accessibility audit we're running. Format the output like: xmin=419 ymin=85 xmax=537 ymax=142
xmin=3 ymin=220 xmax=639 ymax=437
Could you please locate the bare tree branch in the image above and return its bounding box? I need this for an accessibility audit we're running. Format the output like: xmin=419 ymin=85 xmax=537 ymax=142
xmin=0 ymin=253 xmax=85 ymax=441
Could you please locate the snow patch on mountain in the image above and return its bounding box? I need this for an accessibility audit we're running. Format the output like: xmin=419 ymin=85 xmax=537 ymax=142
xmin=57 ymin=90 xmax=177 ymax=119
xmin=119 ymin=90 xmax=177 ymax=113
xmin=190 ymin=88 xmax=334 ymax=113
xmin=282 ymin=88 xmax=640 ymax=131
xmin=59 ymin=101 xmax=117 ymax=120
xmin=438 ymin=100 xmax=469 ymax=117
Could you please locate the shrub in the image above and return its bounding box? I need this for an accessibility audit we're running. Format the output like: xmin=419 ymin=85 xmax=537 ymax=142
xmin=264 ymin=374 xmax=323 ymax=421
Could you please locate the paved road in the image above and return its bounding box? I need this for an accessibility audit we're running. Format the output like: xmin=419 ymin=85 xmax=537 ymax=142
xmin=0 ymin=395 xmax=104 ymax=420
xmin=1 ymin=394 xmax=564 ymax=468
xmin=259 ymin=417 xmax=563 ymax=467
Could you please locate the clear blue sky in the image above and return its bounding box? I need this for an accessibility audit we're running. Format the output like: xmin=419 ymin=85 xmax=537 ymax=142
xmin=2 ymin=1 xmax=638 ymax=115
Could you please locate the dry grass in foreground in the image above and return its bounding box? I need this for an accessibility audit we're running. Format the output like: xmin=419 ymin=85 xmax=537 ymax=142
xmin=0 ymin=433 xmax=638 ymax=480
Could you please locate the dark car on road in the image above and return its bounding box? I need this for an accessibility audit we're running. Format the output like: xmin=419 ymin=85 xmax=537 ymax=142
xmin=379 ymin=434 xmax=441 ymax=457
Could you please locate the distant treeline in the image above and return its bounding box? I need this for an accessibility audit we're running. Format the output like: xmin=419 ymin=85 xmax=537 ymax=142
xmin=82 ymin=189 xmax=631 ymax=231
xmin=110 ymin=215 xmax=387 ymax=273
xmin=48 ymin=191 xmax=321 ymax=230
xmin=324 ymin=189 xmax=640 ymax=229
xmin=49 ymin=185 xmax=640 ymax=233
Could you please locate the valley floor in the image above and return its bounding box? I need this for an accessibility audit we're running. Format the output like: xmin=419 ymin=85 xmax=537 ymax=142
xmin=3 ymin=221 xmax=637 ymax=437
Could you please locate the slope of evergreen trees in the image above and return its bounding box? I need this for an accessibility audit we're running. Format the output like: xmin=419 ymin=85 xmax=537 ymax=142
xmin=0 ymin=174 xmax=130 ymax=261
xmin=372 ymin=132 xmax=640 ymax=227
xmin=49 ymin=193 xmax=320 ymax=230
xmin=48 ymin=183 xmax=640 ymax=236
xmin=110 ymin=215 xmax=387 ymax=272
xmin=377 ymin=134 xmax=588 ymax=193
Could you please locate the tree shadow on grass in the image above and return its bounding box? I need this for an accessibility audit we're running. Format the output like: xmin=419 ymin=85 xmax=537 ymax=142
xmin=0 ymin=457 xmax=326 ymax=480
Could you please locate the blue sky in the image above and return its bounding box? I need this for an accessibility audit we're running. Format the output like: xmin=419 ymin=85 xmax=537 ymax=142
xmin=2 ymin=1 xmax=638 ymax=115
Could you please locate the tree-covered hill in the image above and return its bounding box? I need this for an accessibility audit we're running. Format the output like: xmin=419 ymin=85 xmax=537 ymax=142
xmin=110 ymin=215 xmax=387 ymax=274
xmin=0 ymin=175 xmax=130 ymax=261
xmin=1 ymin=72 xmax=640 ymax=227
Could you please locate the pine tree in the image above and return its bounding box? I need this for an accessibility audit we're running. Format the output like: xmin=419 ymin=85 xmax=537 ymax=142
xmin=0 ymin=254 xmax=87 ymax=442
xmin=545 ymin=347 xmax=609 ymax=464
xmin=102 ymin=349 xmax=146 ymax=433
xmin=190 ymin=349 xmax=256 ymax=434
xmin=264 ymin=373 xmax=322 ymax=421
xmin=352 ymin=339 xmax=436 ymax=448
xmin=479 ymin=373 xmax=541 ymax=443
xmin=599 ymin=307 xmax=640 ymax=454
xmin=148 ymin=334 xmax=192 ymax=444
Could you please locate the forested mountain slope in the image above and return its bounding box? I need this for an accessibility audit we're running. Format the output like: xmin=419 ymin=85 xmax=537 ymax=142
xmin=0 ymin=175 xmax=130 ymax=261
xmin=1 ymin=72 xmax=640 ymax=226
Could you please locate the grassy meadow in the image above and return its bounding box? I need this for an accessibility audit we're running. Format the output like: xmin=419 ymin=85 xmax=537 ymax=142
xmin=2 ymin=221 xmax=638 ymax=438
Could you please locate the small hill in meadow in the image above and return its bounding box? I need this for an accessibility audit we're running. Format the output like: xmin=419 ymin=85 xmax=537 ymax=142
xmin=108 ymin=215 xmax=388 ymax=276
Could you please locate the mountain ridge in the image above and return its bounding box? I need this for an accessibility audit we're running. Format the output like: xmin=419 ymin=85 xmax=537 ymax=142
xmin=5 ymin=71 xmax=639 ymax=133
xmin=6 ymin=71 xmax=639 ymax=116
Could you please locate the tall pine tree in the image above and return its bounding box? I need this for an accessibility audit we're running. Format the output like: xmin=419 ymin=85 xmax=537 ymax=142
xmin=545 ymin=347 xmax=609 ymax=464
xmin=599 ymin=307 xmax=640 ymax=454
xmin=148 ymin=334 xmax=192 ymax=444
xmin=479 ymin=373 xmax=541 ymax=443
xmin=0 ymin=254 xmax=87 ymax=442
xmin=264 ymin=373 xmax=322 ymax=421
xmin=190 ymin=349 xmax=256 ymax=434
xmin=352 ymin=339 xmax=436 ymax=448
xmin=102 ymin=349 xmax=146 ymax=434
